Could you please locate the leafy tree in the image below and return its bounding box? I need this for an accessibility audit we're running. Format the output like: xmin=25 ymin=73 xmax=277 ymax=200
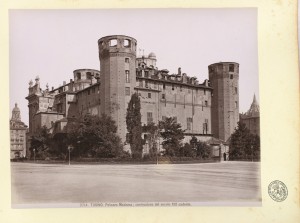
xmin=67 ymin=114 xmax=123 ymax=158
xmin=158 ymin=117 xmax=185 ymax=156
xmin=29 ymin=126 xmax=51 ymax=159
xmin=179 ymin=143 xmax=196 ymax=157
xmin=188 ymin=136 xmax=211 ymax=159
xmin=229 ymin=121 xmax=260 ymax=160
xmin=142 ymin=122 xmax=159 ymax=157
xmin=126 ymin=93 xmax=143 ymax=159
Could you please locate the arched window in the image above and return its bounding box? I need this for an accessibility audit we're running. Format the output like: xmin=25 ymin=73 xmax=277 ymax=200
xmin=124 ymin=39 xmax=131 ymax=47
xmin=109 ymin=39 xmax=118 ymax=47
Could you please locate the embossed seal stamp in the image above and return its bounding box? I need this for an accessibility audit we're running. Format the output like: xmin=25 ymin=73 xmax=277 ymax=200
xmin=268 ymin=180 xmax=288 ymax=202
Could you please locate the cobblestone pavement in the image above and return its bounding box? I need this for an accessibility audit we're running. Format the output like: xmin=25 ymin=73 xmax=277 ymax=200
xmin=11 ymin=162 xmax=261 ymax=206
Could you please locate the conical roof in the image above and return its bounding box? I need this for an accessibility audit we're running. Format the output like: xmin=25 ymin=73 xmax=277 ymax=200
xmin=246 ymin=94 xmax=260 ymax=117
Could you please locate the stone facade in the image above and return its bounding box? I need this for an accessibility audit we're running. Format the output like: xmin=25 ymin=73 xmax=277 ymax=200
xmin=240 ymin=94 xmax=260 ymax=136
xmin=10 ymin=103 xmax=27 ymax=159
xmin=208 ymin=62 xmax=240 ymax=141
xmin=25 ymin=35 xmax=240 ymax=153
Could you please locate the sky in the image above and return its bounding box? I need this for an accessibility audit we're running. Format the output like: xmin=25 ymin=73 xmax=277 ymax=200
xmin=9 ymin=9 xmax=259 ymax=125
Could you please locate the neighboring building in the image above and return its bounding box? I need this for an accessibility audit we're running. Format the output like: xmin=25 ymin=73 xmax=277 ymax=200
xmin=10 ymin=103 xmax=27 ymax=159
xmin=25 ymin=35 xmax=239 ymax=153
xmin=240 ymin=94 xmax=260 ymax=136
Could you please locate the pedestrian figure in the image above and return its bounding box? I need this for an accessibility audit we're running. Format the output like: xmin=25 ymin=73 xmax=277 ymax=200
xmin=223 ymin=152 xmax=226 ymax=161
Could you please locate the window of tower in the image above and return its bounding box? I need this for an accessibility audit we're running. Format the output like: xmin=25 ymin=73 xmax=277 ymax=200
xmin=125 ymin=58 xmax=130 ymax=63
xmin=109 ymin=39 xmax=118 ymax=47
xmin=235 ymin=101 xmax=238 ymax=108
xmin=125 ymin=70 xmax=130 ymax=83
xmin=148 ymin=93 xmax=151 ymax=98
xmin=145 ymin=81 xmax=149 ymax=88
xmin=145 ymin=71 xmax=149 ymax=78
xmin=235 ymin=87 xmax=238 ymax=94
xmin=163 ymin=83 xmax=166 ymax=90
xmin=76 ymin=73 xmax=81 ymax=80
xmin=86 ymin=72 xmax=92 ymax=79
xmin=125 ymin=87 xmax=130 ymax=96
xmin=161 ymin=94 xmax=165 ymax=99
xmin=229 ymin=64 xmax=235 ymax=72
xmin=124 ymin=39 xmax=131 ymax=47
xmin=205 ymin=100 xmax=208 ymax=106
xmin=230 ymin=74 xmax=233 ymax=79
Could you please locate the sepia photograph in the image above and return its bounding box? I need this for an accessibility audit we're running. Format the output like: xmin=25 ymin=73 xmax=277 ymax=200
xmin=9 ymin=8 xmax=261 ymax=208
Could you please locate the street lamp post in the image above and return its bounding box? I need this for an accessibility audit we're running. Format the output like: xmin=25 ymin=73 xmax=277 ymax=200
xmin=68 ymin=145 xmax=73 ymax=166
xmin=251 ymin=145 xmax=253 ymax=162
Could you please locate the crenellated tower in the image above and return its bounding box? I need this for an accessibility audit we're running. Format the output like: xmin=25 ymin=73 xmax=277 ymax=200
xmin=98 ymin=35 xmax=137 ymax=142
xmin=208 ymin=62 xmax=239 ymax=141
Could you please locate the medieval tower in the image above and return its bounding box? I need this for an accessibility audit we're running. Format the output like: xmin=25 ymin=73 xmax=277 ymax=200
xmin=98 ymin=35 xmax=137 ymax=142
xmin=208 ymin=62 xmax=239 ymax=141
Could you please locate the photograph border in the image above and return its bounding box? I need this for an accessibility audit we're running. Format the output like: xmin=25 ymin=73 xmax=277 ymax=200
xmin=0 ymin=0 xmax=299 ymax=223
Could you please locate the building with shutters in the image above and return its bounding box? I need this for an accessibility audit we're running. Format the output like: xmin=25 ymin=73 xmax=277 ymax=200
xmin=10 ymin=103 xmax=28 ymax=159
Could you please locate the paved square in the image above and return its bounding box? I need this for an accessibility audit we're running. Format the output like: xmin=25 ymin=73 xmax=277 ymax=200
xmin=11 ymin=162 xmax=261 ymax=206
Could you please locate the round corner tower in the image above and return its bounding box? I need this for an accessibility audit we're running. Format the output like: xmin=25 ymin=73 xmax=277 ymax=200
xmin=208 ymin=62 xmax=239 ymax=141
xmin=98 ymin=35 xmax=137 ymax=142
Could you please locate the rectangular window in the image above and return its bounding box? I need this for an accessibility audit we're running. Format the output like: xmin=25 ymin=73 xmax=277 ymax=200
xmin=187 ymin=117 xmax=193 ymax=130
xmin=139 ymin=80 xmax=143 ymax=87
xmin=163 ymin=83 xmax=165 ymax=90
xmin=180 ymin=85 xmax=182 ymax=91
xmin=148 ymin=93 xmax=151 ymax=98
xmin=147 ymin=112 xmax=153 ymax=124
xmin=204 ymin=89 xmax=206 ymax=95
xmin=235 ymin=101 xmax=238 ymax=108
xmin=205 ymin=100 xmax=208 ymax=106
xmin=145 ymin=81 xmax=149 ymax=88
xmin=125 ymin=70 xmax=130 ymax=83
xmin=172 ymin=84 xmax=174 ymax=90
xmin=203 ymin=119 xmax=209 ymax=134
xmin=235 ymin=87 xmax=238 ymax=94
xmin=229 ymin=64 xmax=234 ymax=72
xmin=125 ymin=87 xmax=130 ymax=96
xmin=161 ymin=93 xmax=165 ymax=99
xmin=145 ymin=71 xmax=149 ymax=78
xmin=125 ymin=58 xmax=130 ymax=63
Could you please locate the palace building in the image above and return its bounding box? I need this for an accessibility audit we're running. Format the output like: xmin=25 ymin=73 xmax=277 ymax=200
xmin=25 ymin=35 xmax=239 ymax=153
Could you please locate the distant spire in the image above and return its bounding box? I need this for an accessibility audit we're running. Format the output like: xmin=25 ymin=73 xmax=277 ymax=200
xmin=11 ymin=103 xmax=21 ymax=121
xmin=246 ymin=94 xmax=259 ymax=117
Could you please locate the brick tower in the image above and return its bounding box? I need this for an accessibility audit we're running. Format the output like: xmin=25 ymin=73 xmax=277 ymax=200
xmin=208 ymin=62 xmax=239 ymax=141
xmin=98 ymin=35 xmax=137 ymax=142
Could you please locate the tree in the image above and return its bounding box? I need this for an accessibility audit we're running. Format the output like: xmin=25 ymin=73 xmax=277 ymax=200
xmin=67 ymin=114 xmax=123 ymax=158
xmin=29 ymin=126 xmax=51 ymax=159
xmin=126 ymin=93 xmax=143 ymax=159
xmin=158 ymin=117 xmax=185 ymax=156
xmin=229 ymin=121 xmax=260 ymax=160
xmin=188 ymin=136 xmax=211 ymax=159
xmin=142 ymin=122 xmax=159 ymax=157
